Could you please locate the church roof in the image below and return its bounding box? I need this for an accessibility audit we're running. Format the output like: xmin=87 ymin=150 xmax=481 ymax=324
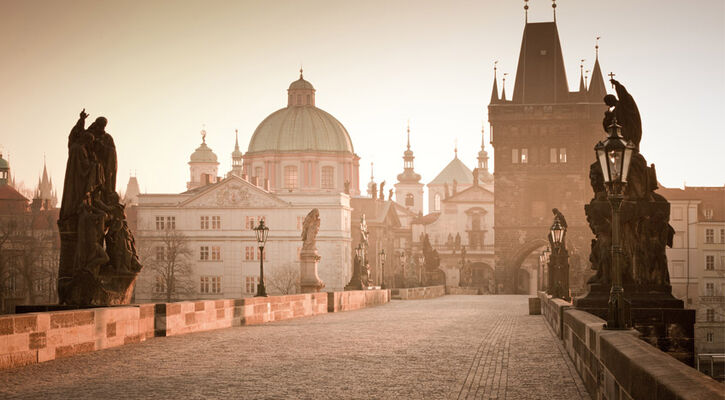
xmin=0 ymin=184 xmax=28 ymax=201
xmin=189 ymin=141 xmax=219 ymax=164
xmin=289 ymin=77 xmax=314 ymax=91
xmin=511 ymin=22 xmax=570 ymax=104
xmin=429 ymin=157 xmax=473 ymax=185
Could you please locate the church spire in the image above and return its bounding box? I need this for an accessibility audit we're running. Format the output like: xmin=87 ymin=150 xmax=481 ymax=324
xmin=231 ymin=128 xmax=243 ymax=176
xmin=501 ymin=73 xmax=508 ymax=102
xmin=588 ymin=37 xmax=606 ymax=101
xmin=397 ymin=121 xmax=421 ymax=184
xmin=477 ymin=123 xmax=489 ymax=171
xmin=489 ymin=61 xmax=499 ymax=105
xmin=578 ymin=59 xmax=586 ymax=92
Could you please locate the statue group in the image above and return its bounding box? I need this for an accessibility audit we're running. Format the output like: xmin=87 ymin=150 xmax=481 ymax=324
xmin=57 ymin=110 xmax=143 ymax=305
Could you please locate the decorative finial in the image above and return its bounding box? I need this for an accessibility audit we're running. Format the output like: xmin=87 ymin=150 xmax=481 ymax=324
xmin=454 ymin=138 xmax=458 ymax=158
xmin=524 ymin=0 xmax=529 ymax=23
xmin=406 ymin=119 xmax=411 ymax=150
xmin=299 ymin=66 xmax=303 ymax=79
xmin=608 ymin=71 xmax=616 ymax=88
xmin=370 ymin=162 xmax=374 ymax=180
xmin=502 ymin=72 xmax=508 ymax=88
xmin=494 ymin=60 xmax=498 ymax=77
xmin=481 ymin=122 xmax=485 ymax=147
xmin=552 ymin=0 xmax=557 ymax=22
xmin=595 ymin=36 xmax=601 ymax=59
xmin=585 ymin=69 xmax=590 ymax=88
xmin=201 ymin=125 xmax=207 ymax=144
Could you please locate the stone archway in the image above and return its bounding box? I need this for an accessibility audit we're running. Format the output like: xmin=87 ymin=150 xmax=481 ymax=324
xmin=505 ymin=239 xmax=549 ymax=295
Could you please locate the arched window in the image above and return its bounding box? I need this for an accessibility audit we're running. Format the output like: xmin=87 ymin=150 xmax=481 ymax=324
xmin=284 ymin=166 xmax=298 ymax=189
xmin=306 ymin=94 xmax=311 ymax=105
xmin=321 ymin=166 xmax=334 ymax=189
xmin=434 ymin=193 xmax=441 ymax=211
xmin=405 ymin=193 xmax=414 ymax=206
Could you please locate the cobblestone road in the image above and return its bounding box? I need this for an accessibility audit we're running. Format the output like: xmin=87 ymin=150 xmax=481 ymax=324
xmin=1 ymin=295 xmax=589 ymax=400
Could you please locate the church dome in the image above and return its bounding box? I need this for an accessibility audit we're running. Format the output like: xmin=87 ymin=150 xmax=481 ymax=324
xmin=247 ymin=72 xmax=354 ymax=154
xmin=189 ymin=131 xmax=219 ymax=164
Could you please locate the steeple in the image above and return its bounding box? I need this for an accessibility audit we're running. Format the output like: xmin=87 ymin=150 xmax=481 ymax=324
xmin=501 ymin=73 xmax=508 ymax=102
xmin=588 ymin=37 xmax=607 ymax=101
xmin=36 ymin=157 xmax=56 ymax=208
xmin=489 ymin=62 xmax=499 ymax=105
xmin=231 ymin=128 xmax=243 ymax=176
xmin=397 ymin=121 xmax=421 ymax=184
xmin=511 ymin=21 xmax=569 ymax=104
xmin=477 ymin=124 xmax=489 ymax=171
xmin=578 ymin=59 xmax=586 ymax=92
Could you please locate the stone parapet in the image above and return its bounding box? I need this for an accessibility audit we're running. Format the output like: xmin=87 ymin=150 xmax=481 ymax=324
xmin=237 ymin=293 xmax=327 ymax=325
xmin=154 ymin=299 xmax=237 ymax=337
xmin=391 ymin=285 xmax=445 ymax=300
xmin=0 ymin=304 xmax=154 ymax=371
xmin=445 ymin=287 xmax=483 ymax=295
xmin=538 ymin=294 xmax=723 ymax=399
xmin=537 ymin=291 xmax=571 ymax=339
xmin=327 ymin=289 xmax=390 ymax=312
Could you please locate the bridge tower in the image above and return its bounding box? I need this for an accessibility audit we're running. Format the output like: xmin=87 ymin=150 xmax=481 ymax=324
xmin=488 ymin=18 xmax=608 ymax=294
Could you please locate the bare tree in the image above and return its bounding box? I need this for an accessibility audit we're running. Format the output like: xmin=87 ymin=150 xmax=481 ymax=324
xmin=139 ymin=228 xmax=195 ymax=302
xmin=266 ymin=263 xmax=300 ymax=295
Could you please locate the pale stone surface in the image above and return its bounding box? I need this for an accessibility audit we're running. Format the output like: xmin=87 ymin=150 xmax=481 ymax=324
xmin=0 ymin=295 xmax=588 ymax=399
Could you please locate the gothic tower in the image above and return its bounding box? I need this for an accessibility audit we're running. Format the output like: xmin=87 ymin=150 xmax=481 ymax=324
xmin=394 ymin=123 xmax=424 ymax=214
xmin=488 ymin=17 xmax=607 ymax=294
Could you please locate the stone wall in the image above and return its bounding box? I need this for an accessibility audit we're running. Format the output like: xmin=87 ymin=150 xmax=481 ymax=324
xmin=327 ymin=289 xmax=390 ymax=312
xmin=391 ymin=285 xmax=445 ymax=300
xmin=538 ymin=291 xmax=571 ymax=339
xmin=0 ymin=305 xmax=154 ymax=370
xmin=538 ymin=294 xmax=723 ymax=399
xmin=445 ymin=287 xmax=483 ymax=295
xmin=1 ymin=290 xmax=390 ymax=370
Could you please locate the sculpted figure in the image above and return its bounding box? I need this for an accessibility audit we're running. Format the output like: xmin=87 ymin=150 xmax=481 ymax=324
xmin=603 ymin=79 xmax=641 ymax=150
xmin=88 ymin=116 xmax=117 ymax=199
xmin=105 ymin=193 xmax=142 ymax=274
xmin=301 ymin=208 xmax=321 ymax=251
xmin=379 ymin=180 xmax=386 ymax=200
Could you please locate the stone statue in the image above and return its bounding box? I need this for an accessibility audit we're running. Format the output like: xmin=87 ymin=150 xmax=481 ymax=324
xmin=379 ymin=180 xmax=386 ymax=200
xmin=359 ymin=214 xmax=369 ymax=248
xmin=301 ymin=208 xmax=320 ymax=251
xmin=603 ymin=79 xmax=641 ymax=150
xmin=421 ymin=234 xmax=445 ymax=285
xmin=299 ymin=208 xmax=324 ymax=292
xmin=388 ymin=188 xmax=393 ymax=201
xmin=57 ymin=110 xmax=143 ymax=306
xmin=344 ymin=180 xmax=350 ymax=195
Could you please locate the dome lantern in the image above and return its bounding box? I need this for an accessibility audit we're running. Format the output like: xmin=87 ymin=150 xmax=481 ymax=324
xmin=287 ymin=68 xmax=316 ymax=107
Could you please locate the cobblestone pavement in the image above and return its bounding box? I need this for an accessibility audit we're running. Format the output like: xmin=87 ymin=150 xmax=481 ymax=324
xmin=1 ymin=295 xmax=589 ymax=400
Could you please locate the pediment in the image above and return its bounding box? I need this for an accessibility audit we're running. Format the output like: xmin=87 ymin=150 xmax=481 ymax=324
xmin=445 ymin=185 xmax=494 ymax=203
xmin=180 ymin=176 xmax=289 ymax=208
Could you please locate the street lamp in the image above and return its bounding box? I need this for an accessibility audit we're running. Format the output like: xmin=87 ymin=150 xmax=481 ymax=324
xmin=548 ymin=217 xmax=568 ymax=300
xmin=379 ymin=248 xmax=386 ymax=289
xmin=253 ymin=219 xmax=269 ymax=297
xmin=596 ymin=116 xmax=635 ymax=330
xmin=550 ymin=219 xmax=565 ymax=247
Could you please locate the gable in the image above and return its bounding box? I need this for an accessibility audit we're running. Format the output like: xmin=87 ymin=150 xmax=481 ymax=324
xmin=445 ymin=186 xmax=494 ymax=203
xmin=180 ymin=176 xmax=289 ymax=208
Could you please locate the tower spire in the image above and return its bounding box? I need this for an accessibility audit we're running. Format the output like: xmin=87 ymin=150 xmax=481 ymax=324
xmin=552 ymin=0 xmax=557 ymax=22
xmin=595 ymin=36 xmax=600 ymax=60
xmin=501 ymin=73 xmax=508 ymax=101
xmin=588 ymin=37 xmax=606 ymax=100
xmin=406 ymin=120 xmax=411 ymax=150
xmin=579 ymin=59 xmax=586 ymax=92
xmin=489 ymin=61 xmax=500 ymax=105
xmin=524 ymin=0 xmax=529 ymax=23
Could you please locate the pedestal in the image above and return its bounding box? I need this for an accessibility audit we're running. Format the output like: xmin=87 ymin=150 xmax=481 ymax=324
xmin=299 ymin=249 xmax=325 ymax=293
xmin=574 ymin=283 xmax=695 ymax=365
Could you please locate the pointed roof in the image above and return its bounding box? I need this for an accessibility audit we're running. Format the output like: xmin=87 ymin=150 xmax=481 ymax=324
xmin=489 ymin=68 xmax=499 ymax=105
xmin=512 ymin=22 xmax=569 ymax=104
xmin=0 ymin=184 xmax=28 ymax=201
xmin=231 ymin=129 xmax=243 ymax=158
xmin=588 ymin=56 xmax=606 ymax=101
xmin=429 ymin=157 xmax=473 ymax=185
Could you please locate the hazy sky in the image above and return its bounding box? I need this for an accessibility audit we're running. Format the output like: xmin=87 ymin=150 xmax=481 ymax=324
xmin=1 ymin=0 xmax=723 ymax=200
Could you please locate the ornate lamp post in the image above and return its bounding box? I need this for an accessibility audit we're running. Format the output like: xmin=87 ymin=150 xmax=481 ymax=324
xmin=547 ymin=217 xmax=569 ymax=300
xmin=379 ymin=249 xmax=386 ymax=289
xmin=253 ymin=219 xmax=269 ymax=297
xmin=596 ymin=116 xmax=635 ymax=329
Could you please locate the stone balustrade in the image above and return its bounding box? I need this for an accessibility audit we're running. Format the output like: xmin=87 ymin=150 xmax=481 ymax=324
xmin=446 ymin=287 xmax=484 ymax=295
xmin=391 ymin=285 xmax=445 ymax=300
xmin=0 ymin=289 xmax=388 ymax=371
xmin=538 ymin=292 xmax=723 ymax=399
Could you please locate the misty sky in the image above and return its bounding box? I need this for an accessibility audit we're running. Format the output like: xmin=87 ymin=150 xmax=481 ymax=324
xmin=1 ymin=0 xmax=723 ymax=201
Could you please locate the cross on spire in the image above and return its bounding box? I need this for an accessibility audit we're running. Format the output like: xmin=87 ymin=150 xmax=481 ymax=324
xmin=595 ymin=36 xmax=601 ymax=59
xmin=608 ymin=72 xmax=616 ymax=88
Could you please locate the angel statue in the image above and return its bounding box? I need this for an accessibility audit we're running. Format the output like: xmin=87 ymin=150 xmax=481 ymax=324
xmin=301 ymin=208 xmax=321 ymax=251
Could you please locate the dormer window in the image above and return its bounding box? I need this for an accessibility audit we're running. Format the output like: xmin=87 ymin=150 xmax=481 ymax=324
xmin=704 ymin=209 xmax=714 ymax=220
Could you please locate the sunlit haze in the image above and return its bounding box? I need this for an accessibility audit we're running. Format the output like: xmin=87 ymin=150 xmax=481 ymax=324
xmin=1 ymin=0 xmax=723 ymax=200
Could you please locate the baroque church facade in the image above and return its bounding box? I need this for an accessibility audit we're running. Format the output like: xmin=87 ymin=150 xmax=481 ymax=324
xmin=133 ymin=72 xmax=357 ymax=301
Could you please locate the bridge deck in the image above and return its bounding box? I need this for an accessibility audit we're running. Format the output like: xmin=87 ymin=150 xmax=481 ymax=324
xmin=1 ymin=295 xmax=589 ymax=399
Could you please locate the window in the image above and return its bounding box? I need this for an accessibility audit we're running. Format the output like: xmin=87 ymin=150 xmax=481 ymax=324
xmin=212 ymin=216 xmax=221 ymax=230
xmin=211 ymin=246 xmax=221 ymax=261
xmin=558 ymin=148 xmax=567 ymax=163
xmin=706 ymin=255 xmax=715 ymax=271
xmin=706 ymin=229 xmax=714 ymax=244
xmin=155 ymin=216 xmax=165 ymax=230
xmin=706 ymin=309 xmax=715 ymax=322
xmin=254 ymin=167 xmax=263 ymax=178
xmin=200 ymin=246 xmax=209 ymax=261
xmin=155 ymin=246 xmax=165 ymax=261
xmin=284 ymin=166 xmax=298 ymax=189
xmin=167 ymin=216 xmax=175 ymax=229
xmin=200 ymin=216 xmax=210 ymax=230
xmin=246 ymin=216 xmax=255 ymax=229
xmin=245 ymin=246 xmax=255 ymax=260
xmin=245 ymin=276 xmax=259 ymax=294
xmin=405 ymin=193 xmax=414 ymax=207
xmin=704 ymin=209 xmax=714 ymax=220
xmin=153 ymin=276 xmax=165 ymax=293
xmin=521 ymin=148 xmax=528 ymax=164
xmin=672 ymin=207 xmax=683 ymax=221
xmin=434 ymin=193 xmax=441 ymax=211
xmin=707 ymin=331 xmax=714 ymax=343
xmin=706 ymin=282 xmax=714 ymax=296
xmin=512 ymin=148 xmax=519 ymax=164
xmin=200 ymin=276 xmax=222 ymax=294
xmin=321 ymin=166 xmax=334 ymax=189
xmin=721 ymin=229 xmax=725 ymax=243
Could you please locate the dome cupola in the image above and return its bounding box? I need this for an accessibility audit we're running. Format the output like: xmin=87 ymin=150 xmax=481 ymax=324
xmin=288 ymin=68 xmax=315 ymax=107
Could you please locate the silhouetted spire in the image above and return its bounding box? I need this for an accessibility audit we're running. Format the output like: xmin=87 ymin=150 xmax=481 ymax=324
xmin=578 ymin=60 xmax=586 ymax=92
xmin=588 ymin=38 xmax=606 ymax=101
xmin=512 ymin=22 xmax=569 ymax=104
xmin=501 ymin=73 xmax=508 ymax=102
xmin=489 ymin=62 xmax=499 ymax=105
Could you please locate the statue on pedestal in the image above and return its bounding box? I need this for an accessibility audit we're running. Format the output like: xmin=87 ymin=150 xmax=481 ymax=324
xmin=299 ymin=208 xmax=325 ymax=293
xmin=57 ymin=110 xmax=143 ymax=305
